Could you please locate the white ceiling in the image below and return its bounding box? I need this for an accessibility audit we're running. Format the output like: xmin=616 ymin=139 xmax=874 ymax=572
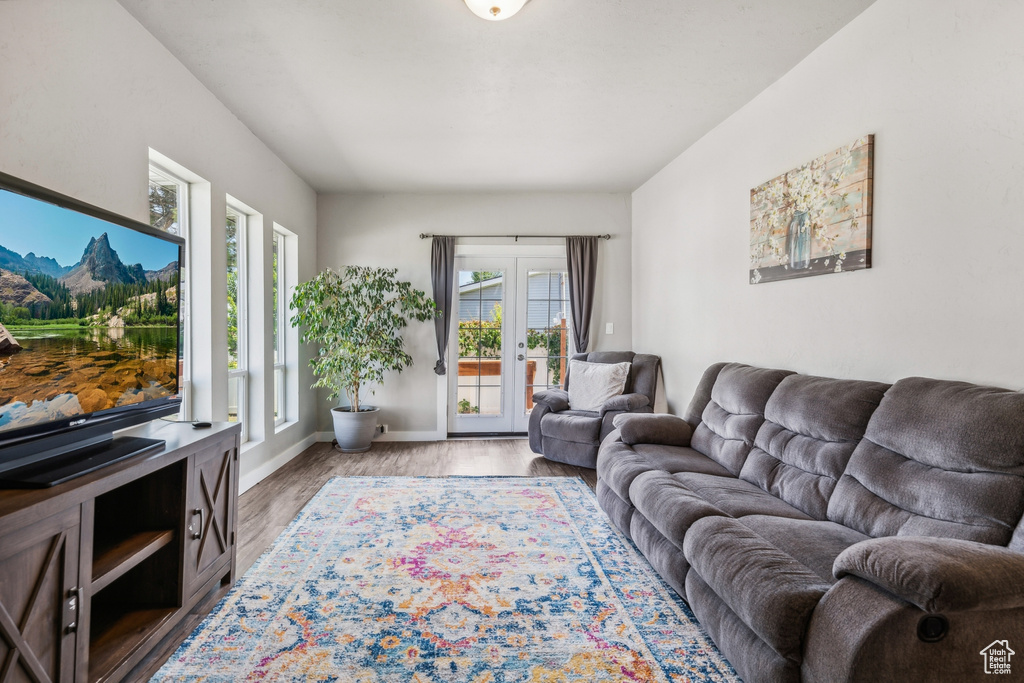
xmin=117 ymin=0 xmax=875 ymax=194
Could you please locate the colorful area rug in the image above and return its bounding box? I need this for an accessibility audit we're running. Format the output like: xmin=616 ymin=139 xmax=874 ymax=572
xmin=153 ymin=477 xmax=739 ymax=682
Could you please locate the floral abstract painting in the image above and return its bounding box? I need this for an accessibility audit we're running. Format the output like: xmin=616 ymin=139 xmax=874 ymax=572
xmin=749 ymin=135 xmax=873 ymax=284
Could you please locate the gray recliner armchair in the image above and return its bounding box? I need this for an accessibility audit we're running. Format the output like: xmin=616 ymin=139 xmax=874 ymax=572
xmin=529 ymin=351 xmax=660 ymax=468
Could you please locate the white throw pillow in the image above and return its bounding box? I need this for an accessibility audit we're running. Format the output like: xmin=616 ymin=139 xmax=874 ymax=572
xmin=567 ymin=360 xmax=631 ymax=412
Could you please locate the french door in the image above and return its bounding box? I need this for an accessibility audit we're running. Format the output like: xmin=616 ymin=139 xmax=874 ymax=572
xmin=448 ymin=256 xmax=572 ymax=434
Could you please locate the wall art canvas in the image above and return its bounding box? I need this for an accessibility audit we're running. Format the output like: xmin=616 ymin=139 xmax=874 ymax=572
xmin=749 ymin=134 xmax=873 ymax=284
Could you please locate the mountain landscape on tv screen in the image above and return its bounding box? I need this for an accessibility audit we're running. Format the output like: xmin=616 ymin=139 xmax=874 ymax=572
xmin=0 ymin=232 xmax=178 ymax=322
xmin=0 ymin=229 xmax=180 ymax=432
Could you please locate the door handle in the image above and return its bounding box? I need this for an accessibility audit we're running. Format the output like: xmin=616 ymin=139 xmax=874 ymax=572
xmin=192 ymin=507 xmax=205 ymax=540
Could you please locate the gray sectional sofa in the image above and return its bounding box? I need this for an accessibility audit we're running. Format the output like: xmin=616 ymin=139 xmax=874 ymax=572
xmin=596 ymin=362 xmax=1024 ymax=683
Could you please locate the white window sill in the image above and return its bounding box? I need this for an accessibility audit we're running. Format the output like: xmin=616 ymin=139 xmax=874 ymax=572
xmin=275 ymin=419 xmax=299 ymax=436
xmin=240 ymin=438 xmax=263 ymax=455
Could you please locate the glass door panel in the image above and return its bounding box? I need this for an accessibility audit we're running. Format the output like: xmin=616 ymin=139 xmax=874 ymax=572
xmin=449 ymin=259 xmax=513 ymax=433
xmin=512 ymin=258 xmax=569 ymax=432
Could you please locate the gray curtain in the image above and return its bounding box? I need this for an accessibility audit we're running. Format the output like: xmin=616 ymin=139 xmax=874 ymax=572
xmin=566 ymin=236 xmax=598 ymax=354
xmin=431 ymin=236 xmax=456 ymax=375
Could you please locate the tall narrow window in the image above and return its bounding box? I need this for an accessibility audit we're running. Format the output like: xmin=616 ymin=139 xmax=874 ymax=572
xmin=272 ymin=230 xmax=286 ymax=426
xmin=226 ymin=205 xmax=248 ymax=442
xmin=149 ymin=164 xmax=191 ymax=420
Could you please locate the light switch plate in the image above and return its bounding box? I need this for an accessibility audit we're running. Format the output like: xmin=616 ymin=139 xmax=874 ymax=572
xmin=605 ymin=323 xmax=614 ymax=334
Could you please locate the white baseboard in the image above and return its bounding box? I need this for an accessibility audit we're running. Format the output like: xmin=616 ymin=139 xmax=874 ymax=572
xmin=316 ymin=430 xmax=445 ymax=443
xmin=239 ymin=433 xmax=318 ymax=495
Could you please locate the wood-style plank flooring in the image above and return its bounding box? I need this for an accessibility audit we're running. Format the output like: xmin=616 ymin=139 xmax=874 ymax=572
xmin=236 ymin=438 xmax=597 ymax=574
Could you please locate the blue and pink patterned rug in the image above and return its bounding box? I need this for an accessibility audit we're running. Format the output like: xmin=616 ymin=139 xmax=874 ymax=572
xmin=153 ymin=476 xmax=739 ymax=682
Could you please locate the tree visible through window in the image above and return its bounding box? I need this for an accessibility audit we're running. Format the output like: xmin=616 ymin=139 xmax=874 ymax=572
xmin=272 ymin=230 xmax=286 ymax=426
xmin=226 ymin=205 xmax=248 ymax=442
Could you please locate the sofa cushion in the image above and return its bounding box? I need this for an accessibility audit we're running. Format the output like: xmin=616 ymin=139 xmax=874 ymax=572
xmin=828 ymin=377 xmax=1024 ymax=544
xmin=567 ymin=359 xmax=630 ymax=411
xmin=630 ymin=513 xmax=690 ymax=598
xmin=539 ymin=410 xmax=601 ymax=444
xmin=690 ymin=363 xmax=795 ymax=475
xmin=686 ymin=571 xmax=800 ymax=683
xmin=672 ymin=472 xmax=813 ymax=521
xmin=597 ymin=438 xmax=733 ymax=505
xmin=737 ymin=515 xmax=870 ymax=583
xmin=684 ymin=515 xmax=831 ymax=662
xmin=595 ymin=479 xmax=635 ymax=538
xmin=629 ymin=471 xmax=728 ymax=551
xmin=740 ymin=374 xmax=890 ymax=519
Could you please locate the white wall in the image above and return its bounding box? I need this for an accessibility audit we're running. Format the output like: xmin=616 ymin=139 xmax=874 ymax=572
xmin=0 ymin=0 xmax=319 ymax=488
xmin=632 ymin=0 xmax=1024 ymax=415
xmin=317 ymin=193 xmax=633 ymax=435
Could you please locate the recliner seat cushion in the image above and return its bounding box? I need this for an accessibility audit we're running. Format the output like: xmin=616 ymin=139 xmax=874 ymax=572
xmin=539 ymin=411 xmax=601 ymax=444
xmin=736 ymin=515 xmax=870 ymax=583
xmin=684 ymin=515 xmax=831 ymax=663
xmin=828 ymin=377 xmax=1024 ymax=544
xmin=672 ymin=472 xmax=813 ymax=521
xmin=630 ymin=513 xmax=691 ymax=597
xmin=686 ymin=571 xmax=799 ymax=683
xmin=597 ymin=438 xmax=733 ymax=506
xmin=739 ymin=374 xmax=890 ymax=520
xmin=690 ymin=364 xmax=795 ymax=475
xmin=629 ymin=471 xmax=729 ymax=551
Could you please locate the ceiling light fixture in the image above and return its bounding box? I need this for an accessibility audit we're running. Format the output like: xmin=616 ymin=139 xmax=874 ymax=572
xmin=464 ymin=0 xmax=528 ymax=21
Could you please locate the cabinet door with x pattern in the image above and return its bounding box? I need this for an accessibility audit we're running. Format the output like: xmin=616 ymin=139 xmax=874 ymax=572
xmin=184 ymin=436 xmax=237 ymax=601
xmin=0 ymin=506 xmax=80 ymax=683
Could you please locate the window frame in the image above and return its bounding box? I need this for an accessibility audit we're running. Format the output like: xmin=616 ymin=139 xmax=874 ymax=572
xmin=272 ymin=230 xmax=287 ymax=428
xmin=148 ymin=163 xmax=192 ymax=421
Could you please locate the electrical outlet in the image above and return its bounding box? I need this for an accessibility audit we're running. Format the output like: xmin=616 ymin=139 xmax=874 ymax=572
xmin=381 ymin=424 xmax=389 ymax=434
xmin=605 ymin=322 xmax=614 ymax=335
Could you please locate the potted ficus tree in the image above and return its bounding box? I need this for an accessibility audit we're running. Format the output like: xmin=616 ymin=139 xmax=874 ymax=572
xmin=290 ymin=265 xmax=436 ymax=452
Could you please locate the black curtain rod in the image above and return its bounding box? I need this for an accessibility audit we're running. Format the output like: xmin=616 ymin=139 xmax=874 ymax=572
xmin=419 ymin=233 xmax=611 ymax=241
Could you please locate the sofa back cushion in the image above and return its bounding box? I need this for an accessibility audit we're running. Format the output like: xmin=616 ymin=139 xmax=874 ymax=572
xmin=828 ymin=377 xmax=1024 ymax=545
xmin=740 ymin=374 xmax=890 ymax=520
xmin=690 ymin=363 xmax=795 ymax=475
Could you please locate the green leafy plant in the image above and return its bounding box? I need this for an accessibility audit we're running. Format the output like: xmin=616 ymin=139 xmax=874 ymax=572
xmin=457 ymin=303 xmax=568 ymax=385
xmin=289 ymin=266 xmax=436 ymax=412
xmin=457 ymin=398 xmax=479 ymax=414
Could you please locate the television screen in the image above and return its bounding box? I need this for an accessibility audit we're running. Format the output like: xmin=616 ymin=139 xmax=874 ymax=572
xmin=0 ymin=185 xmax=181 ymax=437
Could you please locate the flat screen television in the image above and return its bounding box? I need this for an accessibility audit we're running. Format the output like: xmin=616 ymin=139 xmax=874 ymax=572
xmin=0 ymin=171 xmax=183 ymax=487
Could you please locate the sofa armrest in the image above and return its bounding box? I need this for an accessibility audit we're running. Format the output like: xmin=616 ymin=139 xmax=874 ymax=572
xmin=532 ymin=389 xmax=570 ymax=412
xmin=833 ymin=536 xmax=1024 ymax=612
xmin=611 ymin=413 xmax=692 ymax=447
xmin=600 ymin=393 xmax=650 ymax=415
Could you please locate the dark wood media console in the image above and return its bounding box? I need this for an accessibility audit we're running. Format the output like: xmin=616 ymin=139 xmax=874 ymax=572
xmin=0 ymin=421 xmax=240 ymax=683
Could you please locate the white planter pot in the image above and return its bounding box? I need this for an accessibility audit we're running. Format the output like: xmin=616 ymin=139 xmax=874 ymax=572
xmin=331 ymin=406 xmax=379 ymax=453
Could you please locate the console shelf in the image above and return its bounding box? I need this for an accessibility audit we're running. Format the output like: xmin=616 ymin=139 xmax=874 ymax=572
xmin=92 ymin=529 xmax=175 ymax=593
xmin=88 ymin=607 xmax=178 ymax=683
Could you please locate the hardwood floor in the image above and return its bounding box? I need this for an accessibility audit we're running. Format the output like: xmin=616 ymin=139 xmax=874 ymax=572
xmin=236 ymin=438 xmax=597 ymax=574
